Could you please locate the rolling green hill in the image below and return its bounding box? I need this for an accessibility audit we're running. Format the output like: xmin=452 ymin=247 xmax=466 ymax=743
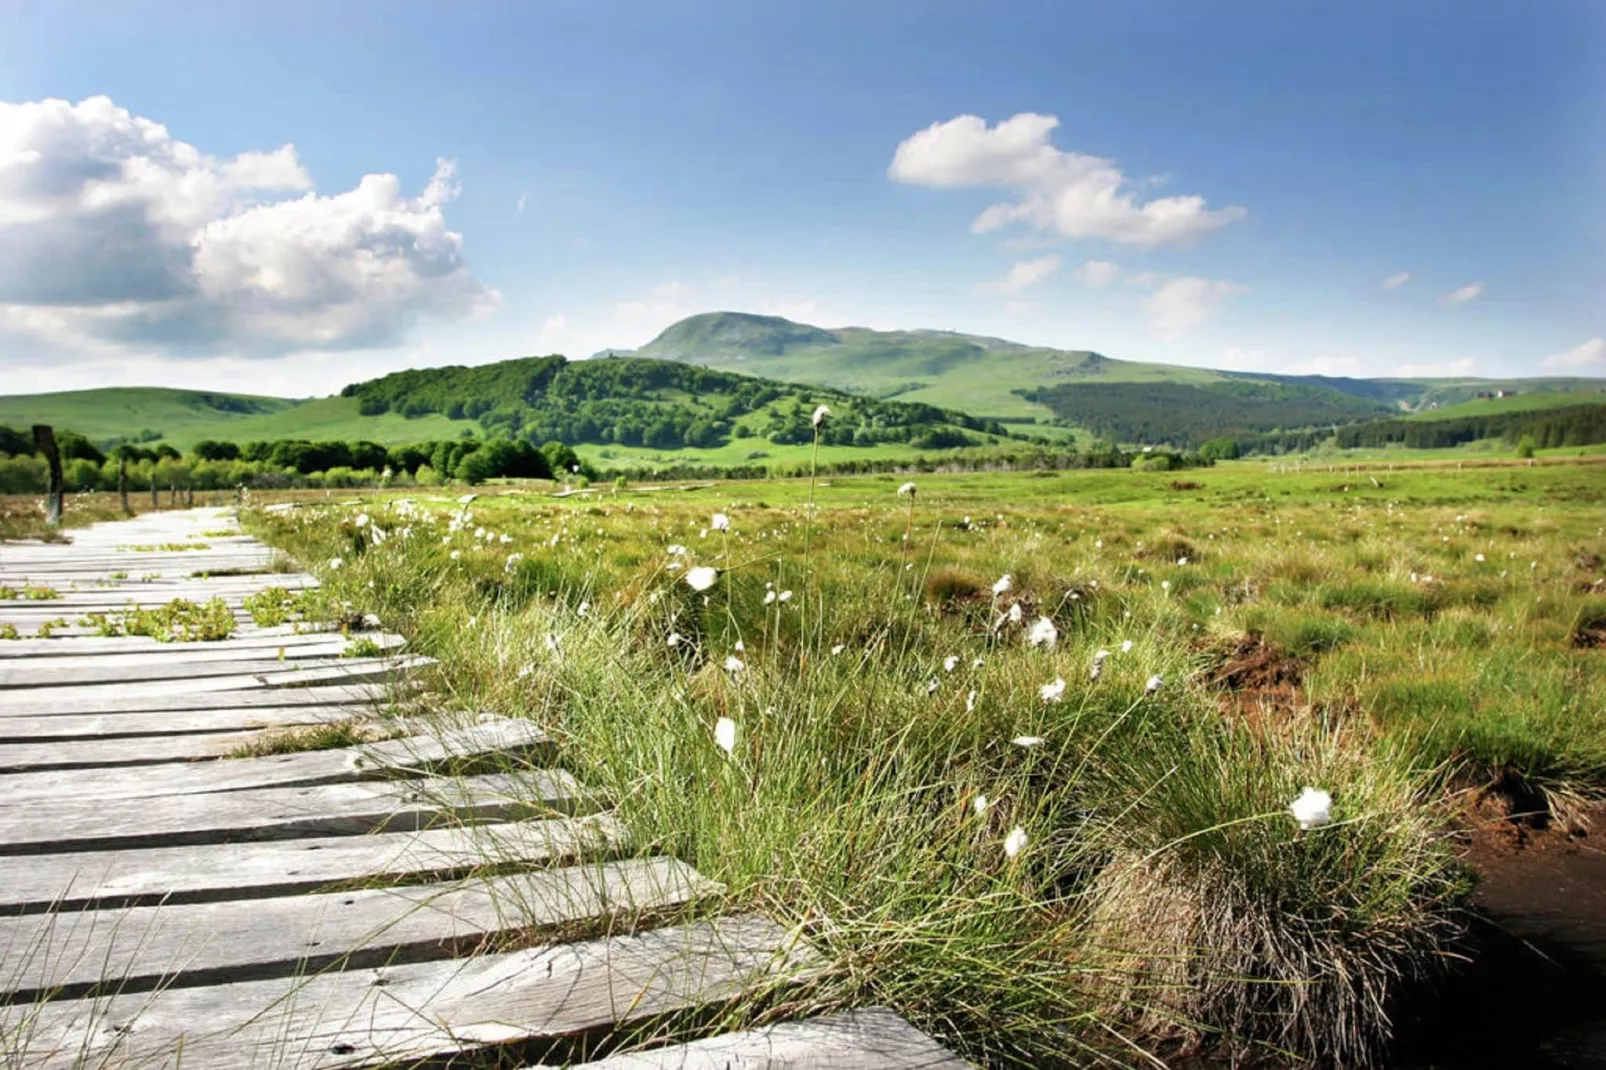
xmin=0 ymin=387 xmax=299 ymax=448
xmin=637 ymin=312 xmax=1606 ymax=433
xmin=3 ymin=312 xmax=1602 ymax=461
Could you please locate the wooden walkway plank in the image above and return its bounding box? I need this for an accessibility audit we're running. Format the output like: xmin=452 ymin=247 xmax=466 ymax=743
xmin=0 ymin=858 xmax=722 ymax=1003
xmin=560 ymin=1008 xmax=976 ymax=1069
xmin=0 ymin=816 xmax=627 ymax=914
xmin=0 ymin=730 xmax=284 ymax=771
xmin=2 ymin=915 xmax=816 ymax=1070
xmin=0 ymin=685 xmax=393 ymax=719
xmin=0 ymin=652 xmax=420 ymax=690
xmin=0 ymin=654 xmax=432 ymax=706
xmin=0 ymin=717 xmax=548 ymax=802
xmin=0 ymin=628 xmax=384 ymax=660
xmin=0 ymin=771 xmax=585 ymax=855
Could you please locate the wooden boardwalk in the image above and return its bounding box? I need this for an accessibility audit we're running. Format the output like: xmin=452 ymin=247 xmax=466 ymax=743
xmin=0 ymin=508 xmax=970 ymax=1068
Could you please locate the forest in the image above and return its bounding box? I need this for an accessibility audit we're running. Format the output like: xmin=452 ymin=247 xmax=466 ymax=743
xmin=1016 ymin=380 xmax=1390 ymax=446
xmin=341 ymin=355 xmax=1007 ymax=451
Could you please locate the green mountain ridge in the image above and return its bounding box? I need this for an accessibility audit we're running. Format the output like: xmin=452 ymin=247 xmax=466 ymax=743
xmin=1 ymin=311 xmax=1600 ymax=455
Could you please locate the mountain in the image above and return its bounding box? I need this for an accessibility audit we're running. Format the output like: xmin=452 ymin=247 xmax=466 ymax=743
xmin=637 ymin=312 xmax=1605 ymax=433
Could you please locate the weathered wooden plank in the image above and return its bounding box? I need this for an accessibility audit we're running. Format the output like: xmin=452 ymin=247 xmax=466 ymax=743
xmin=0 ymin=652 xmax=418 ymax=690
xmin=0 ymin=730 xmax=273 ymax=771
xmin=0 ymin=816 xmax=626 ymax=914
xmin=0 ymin=685 xmax=391 ymax=718
xmin=0 ymin=706 xmax=373 ymax=743
xmin=0 ymin=654 xmax=431 ymax=706
xmin=0 ymin=771 xmax=583 ymax=855
xmin=0 ymin=858 xmax=721 ymax=1003
xmin=561 ymin=1008 xmax=975 ymax=1069
xmin=0 ymin=718 xmax=547 ymax=802
xmin=0 ymin=628 xmax=371 ymax=660
xmin=3 ymin=915 xmax=815 ymax=1070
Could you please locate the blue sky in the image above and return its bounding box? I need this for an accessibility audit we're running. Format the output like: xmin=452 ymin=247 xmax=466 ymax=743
xmin=1 ymin=0 xmax=1601 ymax=395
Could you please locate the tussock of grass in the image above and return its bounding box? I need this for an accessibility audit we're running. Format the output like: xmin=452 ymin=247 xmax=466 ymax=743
xmin=229 ymin=721 xmax=387 ymax=757
xmin=80 ymin=597 xmax=236 ymax=642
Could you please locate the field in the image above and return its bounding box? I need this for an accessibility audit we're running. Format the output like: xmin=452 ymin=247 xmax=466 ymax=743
xmin=215 ymin=456 xmax=1606 ymax=1066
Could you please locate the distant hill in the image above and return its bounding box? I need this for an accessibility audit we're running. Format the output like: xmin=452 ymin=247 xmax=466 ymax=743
xmin=3 ymin=312 xmax=1601 ymax=459
xmin=636 ymin=311 xmax=1606 ymax=441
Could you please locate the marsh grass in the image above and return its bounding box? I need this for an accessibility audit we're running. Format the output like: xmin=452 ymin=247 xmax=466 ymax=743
xmin=224 ymin=462 xmax=1605 ymax=1065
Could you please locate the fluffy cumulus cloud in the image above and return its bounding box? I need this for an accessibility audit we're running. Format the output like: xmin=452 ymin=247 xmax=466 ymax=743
xmin=1541 ymin=338 xmax=1606 ymax=371
xmin=1381 ymin=271 xmax=1412 ymax=290
xmin=0 ymin=95 xmax=496 ymax=359
xmin=1441 ymin=281 xmax=1484 ymax=305
xmin=980 ymin=255 xmax=1061 ymax=294
xmin=890 ymin=113 xmax=1246 ymax=247
xmin=1143 ymin=276 xmax=1247 ymax=337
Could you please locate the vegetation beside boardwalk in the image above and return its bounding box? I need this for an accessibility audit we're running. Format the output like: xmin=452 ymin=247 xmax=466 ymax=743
xmin=240 ymin=459 xmax=1606 ymax=1065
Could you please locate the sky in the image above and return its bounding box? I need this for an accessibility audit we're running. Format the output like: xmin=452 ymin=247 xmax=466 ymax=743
xmin=1 ymin=0 xmax=1602 ymax=397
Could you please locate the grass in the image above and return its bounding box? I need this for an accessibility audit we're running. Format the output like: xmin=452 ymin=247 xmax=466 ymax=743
xmin=235 ymin=455 xmax=1606 ymax=1066
xmin=80 ymin=597 xmax=237 ymax=642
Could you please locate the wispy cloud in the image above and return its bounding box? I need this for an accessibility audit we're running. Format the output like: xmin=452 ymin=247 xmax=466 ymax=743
xmin=1540 ymin=338 xmax=1606 ymax=372
xmin=516 ymin=191 xmax=528 ymax=215
xmin=1381 ymin=271 xmax=1411 ymax=290
xmin=1144 ymin=276 xmax=1247 ymax=337
xmin=1442 ymin=281 xmax=1484 ymax=305
xmin=979 ymin=255 xmax=1062 ymax=294
xmin=1076 ymin=260 xmax=1121 ymax=287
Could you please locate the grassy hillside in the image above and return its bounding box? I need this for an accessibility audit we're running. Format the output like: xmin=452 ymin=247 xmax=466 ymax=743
xmin=0 ymin=387 xmax=297 ymax=446
xmin=1401 ymin=390 xmax=1606 ymax=421
xmin=638 ymin=313 xmax=1606 ymax=435
xmin=638 ymin=312 xmax=1221 ymax=423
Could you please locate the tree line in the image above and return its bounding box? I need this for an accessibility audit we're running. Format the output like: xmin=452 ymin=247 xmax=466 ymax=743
xmin=342 ymin=354 xmax=1007 ymax=451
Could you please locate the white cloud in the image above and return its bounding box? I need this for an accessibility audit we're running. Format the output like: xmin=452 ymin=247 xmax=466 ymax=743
xmin=1442 ymin=281 xmax=1484 ymax=305
xmin=1144 ymin=276 xmax=1247 ymax=337
xmin=0 ymin=95 xmax=496 ymax=360
xmin=1076 ymin=260 xmax=1121 ymax=287
xmin=1381 ymin=271 xmax=1411 ymax=290
xmin=1124 ymin=271 xmax=1162 ymax=289
xmin=515 ymin=191 xmax=527 ymax=215
xmin=889 ymin=113 xmax=1246 ymax=247
xmin=1395 ymin=357 xmax=1479 ymax=377
xmin=980 ymin=255 xmax=1062 ymax=294
xmin=1540 ymin=337 xmax=1606 ymax=371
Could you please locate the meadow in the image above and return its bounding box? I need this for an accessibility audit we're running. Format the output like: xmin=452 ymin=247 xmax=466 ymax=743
xmin=201 ymin=456 xmax=1601 ymax=1066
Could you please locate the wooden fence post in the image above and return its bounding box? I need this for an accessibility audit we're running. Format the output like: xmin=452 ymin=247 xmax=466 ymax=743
xmin=118 ymin=459 xmax=131 ymax=516
xmin=31 ymin=425 xmax=64 ymax=527
xmin=151 ymin=471 xmax=160 ymax=510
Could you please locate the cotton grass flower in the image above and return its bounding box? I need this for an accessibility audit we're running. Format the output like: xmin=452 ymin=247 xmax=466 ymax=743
xmin=1026 ymin=617 xmax=1058 ymax=649
xmin=764 ymin=590 xmax=777 ymax=605
xmin=897 ymin=482 xmax=917 ymax=497
xmin=1011 ymin=735 xmax=1045 ymax=748
xmin=992 ymin=573 xmax=1013 ymax=596
xmin=966 ymin=689 xmax=978 ymax=712
xmin=812 ymin=404 xmax=830 ymax=428
xmin=973 ymin=793 xmax=989 ymax=815
xmin=328 ymin=557 xmax=343 ymax=571
xmin=1039 ymin=677 xmax=1066 ymax=704
xmin=1289 ymin=787 xmax=1333 ymax=829
xmin=944 ymin=655 xmax=960 ymax=672
xmin=1145 ymin=674 xmax=1164 ymax=694
xmin=723 ymin=655 xmax=745 ymax=672
xmin=711 ymin=513 xmax=731 ymax=532
xmin=684 ymin=566 xmax=719 ymax=592
xmin=1007 ymin=602 xmax=1023 ymax=624
xmin=666 ymin=632 xmax=683 ymax=648
xmin=714 ymin=717 xmax=737 ymax=755
xmin=1003 ymin=826 xmax=1029 ymax=858
xmin=778 ymin=590 xmax=792 ymax=603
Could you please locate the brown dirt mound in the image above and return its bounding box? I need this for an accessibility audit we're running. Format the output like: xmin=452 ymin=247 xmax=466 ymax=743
xmin=1168 ymin=480 xmax=1204 ymax=491
xmin=1573 ymin=617 xmax=1606 ymax=649
xmin=1207 ymin=635 xmax=1304 ymax=692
